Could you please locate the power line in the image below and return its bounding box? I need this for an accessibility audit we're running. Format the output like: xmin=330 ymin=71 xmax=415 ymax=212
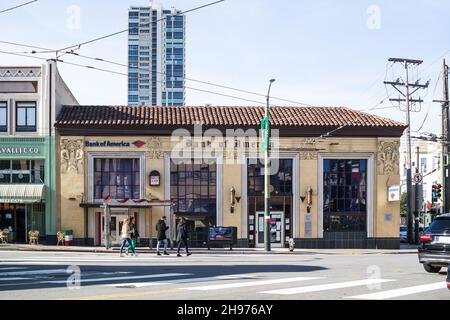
xmin=0 ymin=49 xmax=268 ymax=105
xmin=57 ymin=0 xmax=226 ymax=53
xmin=0 ymin=39 xmax=318 ymax=106
xmin=414 ymin=73 xmax=442 ymax=133
xmin=0 ymin=40 xmax=51 ymax=52
xmin=64 ymin=51 xmax=317 ymax=107
xmin=0 ymin=0 xmax=37 ymax=15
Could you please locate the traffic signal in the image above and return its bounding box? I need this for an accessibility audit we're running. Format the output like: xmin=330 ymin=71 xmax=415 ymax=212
xmin=436 ymin=184 xmax=442 ymax=199
xmin=432 ymin=184 xmax=438 ymax=203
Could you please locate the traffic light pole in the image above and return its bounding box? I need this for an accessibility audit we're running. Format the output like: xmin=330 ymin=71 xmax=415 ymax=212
xmin=414 ymin=146 xmax=420 ymax=244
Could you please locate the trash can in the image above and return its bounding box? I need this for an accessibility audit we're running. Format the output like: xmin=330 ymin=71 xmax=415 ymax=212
xmin=64 ymin=230 xmax=73 ymax=246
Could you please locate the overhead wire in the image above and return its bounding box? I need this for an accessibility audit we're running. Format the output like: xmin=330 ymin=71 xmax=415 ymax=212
xmin=0 ymin=0 xmax=37 ymax=15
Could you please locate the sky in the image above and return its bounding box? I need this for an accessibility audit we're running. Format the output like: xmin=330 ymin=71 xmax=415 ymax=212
xmin=0 ymin=0 xmax=449 ymax=135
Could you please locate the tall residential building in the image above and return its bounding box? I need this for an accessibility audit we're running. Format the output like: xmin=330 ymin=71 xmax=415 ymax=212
xmin=128 ymin=4 xmax=185 ymax=107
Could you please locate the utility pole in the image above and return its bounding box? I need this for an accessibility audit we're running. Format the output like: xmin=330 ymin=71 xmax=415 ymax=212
xmin=415 ymin=145 xmax=420 ymax=244
xmin=433 ymin=59 xmax=450 ymax=215
xmin=262 ymin=79 xmax=275 ymax=252
xmin=385 ymin=58 xmax=429 ymax=244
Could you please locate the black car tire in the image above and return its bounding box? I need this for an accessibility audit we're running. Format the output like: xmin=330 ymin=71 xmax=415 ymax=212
xmin=423 ymin=264 xmax=441 ymax=273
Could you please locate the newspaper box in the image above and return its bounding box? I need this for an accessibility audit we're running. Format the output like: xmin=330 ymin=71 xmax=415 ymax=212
xmin=207 ymin=226 xmax=237 ymax=250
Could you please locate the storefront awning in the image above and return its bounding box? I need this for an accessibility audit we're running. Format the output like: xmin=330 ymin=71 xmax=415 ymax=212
xmin=0 ymin=184 xmax=45 ymax=203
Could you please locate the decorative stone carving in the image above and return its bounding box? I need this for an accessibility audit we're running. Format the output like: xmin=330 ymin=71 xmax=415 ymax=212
xmin=61 ymin=139 xmax=84 ymax=174
xmin=300 ymin=151 xmax=318 ymax=160
xmin=377 ymin=140 xmax=400 ymax=175
xmin=147 ymin=137 xmax=163 ymax=159
xmin=299 ymin=138 xmax=318 ymax=160
xmin=0 ymin=68 xmax=41 ymax=78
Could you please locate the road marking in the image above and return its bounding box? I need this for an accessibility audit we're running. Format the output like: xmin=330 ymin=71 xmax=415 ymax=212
xmin=0 ymin=269 xmax=67 ymax=276
xmin=184 ymin=276 xmax=324 ymax=291
xmin=0 ymin=267 xmax=27 ymax=271
xmin=0 ymin=277 xmax=30 ymax=281
xmin=104 ymin=274 xmax=261 ymax=288
xmin=347 ymin=282 xmax=447 ymax=300
xmin=41 ymin=272 xmax=191 ymax=284
xmin=260 ymin=279 xmax=395 ymax=295
xmin=60 ymin=288 xmax=185 ymax=300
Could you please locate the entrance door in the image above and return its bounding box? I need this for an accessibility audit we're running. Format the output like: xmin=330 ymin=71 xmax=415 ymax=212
xmin=101 ymin=212 xmax=129 ymax=246
xmin=256 ymin=211 xmax=283 ymax=247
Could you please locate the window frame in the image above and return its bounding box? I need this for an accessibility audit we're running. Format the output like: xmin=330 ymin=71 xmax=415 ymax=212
xmin=15 ymin=101 xmax=36 ymax=132
xmin=318 ymin=153 xmax=374 ymax=238
xmin=0 ymin=101 xmax=7 ymax=132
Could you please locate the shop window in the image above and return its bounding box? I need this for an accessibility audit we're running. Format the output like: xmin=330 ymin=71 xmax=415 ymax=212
xmin=323 ymin=159 xmax=367 ymax=232
xmin=170 ymin=159 xmax=216 ymax=216
xmin=171 ymin=159 xmax=217 ymax=247
xmin=0 ymin=160 xmax=44 ymax=184
xmin=247 ymin=158 xmax=293 ymax=196
xmin=93 ymin=158 xmax=141 ymax=200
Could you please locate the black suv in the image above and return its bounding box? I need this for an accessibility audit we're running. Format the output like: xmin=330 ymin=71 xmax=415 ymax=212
xmin=418 ymin=214 xmax=450 ymax=273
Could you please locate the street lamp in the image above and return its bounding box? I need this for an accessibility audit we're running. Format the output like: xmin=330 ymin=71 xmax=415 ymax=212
xmin=263 ymin=79 xmax=275 ymax=252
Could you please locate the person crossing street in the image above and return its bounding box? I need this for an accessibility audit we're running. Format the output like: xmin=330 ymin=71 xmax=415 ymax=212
xmin=156 ymin=216 xmax=170 ymax=256
xmin=176 ymin=217 xmax=191 ymax=257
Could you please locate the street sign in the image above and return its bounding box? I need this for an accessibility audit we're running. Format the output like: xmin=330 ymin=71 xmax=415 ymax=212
xmin=413 ymin=173 xmax=423 ymax=184
xmin=388 ymin=185 xmax=400 ymax=202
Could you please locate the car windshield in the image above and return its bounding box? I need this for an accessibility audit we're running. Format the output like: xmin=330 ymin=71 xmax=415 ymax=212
xmin=427 ymin=219 xmax=450 ymax=233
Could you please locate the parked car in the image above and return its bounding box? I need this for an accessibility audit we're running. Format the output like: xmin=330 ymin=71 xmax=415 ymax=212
xmin=418 ymin=214 xmax=450 ymax=273
xmin=400 ymin=225 xmax=408 ymax=242
xmin=447 ymin=266 xmax=450 ymax=290
xmin=400 ymin=226 xmax=425 ymax=242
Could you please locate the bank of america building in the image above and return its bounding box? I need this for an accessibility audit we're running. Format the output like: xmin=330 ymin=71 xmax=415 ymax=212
xmin=128 ymin=4 xmax=185 ymax=107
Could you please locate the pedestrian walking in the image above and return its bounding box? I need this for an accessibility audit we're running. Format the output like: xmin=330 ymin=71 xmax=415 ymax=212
xmin=119 ymin=218 xmax=134 ymax=257
xmin=156 ymin=216 xmax=170 ymax=256
xmin=128 ymin=216 xmax=139 ymax=256
xmin=176 ymin=217 xmax=191 ymax=257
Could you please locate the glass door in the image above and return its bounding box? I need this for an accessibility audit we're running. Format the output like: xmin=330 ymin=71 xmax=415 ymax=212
xmin=256 ymin=211 xmax=283 ymax=247
xmin=101 ymin=213 xmax=128 ymax=245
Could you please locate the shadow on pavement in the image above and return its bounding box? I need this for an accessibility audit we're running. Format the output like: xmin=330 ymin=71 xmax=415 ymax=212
xmin=0 ymin=264 xmax=328 ymax=292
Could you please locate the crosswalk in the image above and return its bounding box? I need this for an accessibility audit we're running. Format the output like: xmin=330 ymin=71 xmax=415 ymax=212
xmin=0 ymin=266 xmax=448 ymax=300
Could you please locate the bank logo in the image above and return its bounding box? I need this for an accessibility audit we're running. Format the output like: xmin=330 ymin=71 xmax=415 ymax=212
xmin=132 ymin=140 xmax=146 ymax=148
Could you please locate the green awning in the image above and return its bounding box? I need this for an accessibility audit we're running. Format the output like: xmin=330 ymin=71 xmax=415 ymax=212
xmin=0 ymin=184 xmax=45 ymax=203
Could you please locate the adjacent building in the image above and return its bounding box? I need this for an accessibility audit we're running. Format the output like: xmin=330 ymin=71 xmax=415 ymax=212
xmin=128 ymin=4 xmax=185 ymax=107
xmin=399 ymin=138 xmax=441 ymax=225
xmin=55 ymin=105 xmax=406 ymax=249
xmin=0 ymin=62 xmax=78 ymax=243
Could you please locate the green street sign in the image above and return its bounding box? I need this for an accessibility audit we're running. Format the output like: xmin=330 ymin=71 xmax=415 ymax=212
xmin=260 ymin=116 xmax=270 ymax=151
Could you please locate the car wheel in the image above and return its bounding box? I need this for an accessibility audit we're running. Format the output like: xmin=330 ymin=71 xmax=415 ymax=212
xmin=423 ymin=264 xmax=441 ymax=273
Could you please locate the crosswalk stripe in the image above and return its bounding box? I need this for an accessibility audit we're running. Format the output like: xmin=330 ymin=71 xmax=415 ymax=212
xmin=184 ymin=276 xmax=323 ymax=291
xmin=0 ymin=269 xmax=67 ymax=276
xmin=0 ymin=277 xmax=30 ymax=281
xmin=41 ymin=272 xmax=191 ymax=284
xmin=347 ymin=282 xmax=447 ymax=300
xmin=0 ymin=267 xmax=27 ymax=271
xmin=260 ymin=278 xmax=395 ymax=295
xmin=105 ymin=274 xmax=262 ymax=288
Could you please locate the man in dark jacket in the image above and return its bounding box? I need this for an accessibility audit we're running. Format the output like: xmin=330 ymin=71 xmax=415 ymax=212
xmin=156 ymin=216 xmax=169 ymax=256
xmin=128 ymin=216 xmax=139 ymax=256
xmin=176 ymin=217 xmax=192 ymax=257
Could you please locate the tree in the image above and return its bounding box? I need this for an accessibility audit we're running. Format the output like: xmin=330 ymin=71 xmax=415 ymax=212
xmin=400 ymin=192 xmax=407 ymax=215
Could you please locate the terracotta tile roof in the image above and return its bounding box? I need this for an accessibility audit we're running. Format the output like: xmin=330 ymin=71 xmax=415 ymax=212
xmin=56 ymin=105 xmax=406 ymax=128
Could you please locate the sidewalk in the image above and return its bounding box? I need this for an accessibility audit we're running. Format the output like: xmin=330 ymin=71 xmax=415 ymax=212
xmin=0 ymin=243 xmax=419 ymax=255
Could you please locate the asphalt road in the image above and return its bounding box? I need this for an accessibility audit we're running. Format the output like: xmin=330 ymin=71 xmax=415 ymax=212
xmin=0 ymin=250 xmax=448 ymax=300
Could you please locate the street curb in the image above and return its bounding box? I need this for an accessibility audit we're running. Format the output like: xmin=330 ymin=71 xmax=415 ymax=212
xmin=0 ymin=246 xmax=418 ymax=255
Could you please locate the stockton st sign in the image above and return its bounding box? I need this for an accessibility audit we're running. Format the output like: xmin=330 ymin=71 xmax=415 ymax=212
xmin=0 ymin=147 xmax=40 ymax=154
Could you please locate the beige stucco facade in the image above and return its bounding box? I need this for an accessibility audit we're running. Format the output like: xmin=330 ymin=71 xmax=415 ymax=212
xmin=57 ymin=133 xmax=401 ymax=249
